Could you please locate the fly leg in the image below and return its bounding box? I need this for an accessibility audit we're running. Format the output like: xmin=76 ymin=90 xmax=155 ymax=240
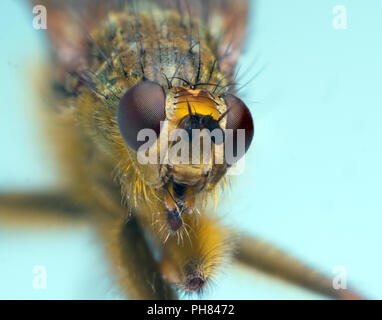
xmin=98 ymin=214 xmax=177 ymax=300
xmin=0 ymin=192 xmax=87 ymax=226
xmin=234 ymin=234 xmax=364 ymax=300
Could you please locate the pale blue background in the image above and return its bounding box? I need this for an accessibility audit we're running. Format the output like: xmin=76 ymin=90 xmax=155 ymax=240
xmin=0 ymin=0 xmax=381 ymax=299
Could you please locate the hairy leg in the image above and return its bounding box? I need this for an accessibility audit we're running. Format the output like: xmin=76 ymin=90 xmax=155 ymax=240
xmin=98 ymin=215 xmax=177 ymax=300
xmin=234 ymin=234 xmax=364 ymax=300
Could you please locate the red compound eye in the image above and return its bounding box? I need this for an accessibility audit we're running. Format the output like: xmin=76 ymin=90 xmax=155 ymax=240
xmin=223 ymin=94 xmax=254 ymax=163
xmin=117 ymin=81 xmax=166 ymax=151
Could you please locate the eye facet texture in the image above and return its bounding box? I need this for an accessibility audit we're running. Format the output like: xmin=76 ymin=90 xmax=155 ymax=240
xmin=223 ymin=94 xmax=254 ymax=161
xmin=118 ymin=81 xmax=166 ymax=150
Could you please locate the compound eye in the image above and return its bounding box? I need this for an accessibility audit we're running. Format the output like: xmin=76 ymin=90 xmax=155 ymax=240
xmin=117 ymin=81 xmax=166 ymax=150
xmin=223 ymin=94 xmax=254 ymax=163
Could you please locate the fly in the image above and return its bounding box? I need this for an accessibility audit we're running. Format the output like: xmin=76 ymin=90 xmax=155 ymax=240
xmin=0 ymin=0 xmax=364 ymax=299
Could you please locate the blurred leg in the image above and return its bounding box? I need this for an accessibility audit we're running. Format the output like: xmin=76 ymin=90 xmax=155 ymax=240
xmin=0 ymin=192 xmax=87 ymax=226
xmin=99 ymin=215 xmax=177 ymax=300
xmin=234 ymin=234 xmax=364 ymax=300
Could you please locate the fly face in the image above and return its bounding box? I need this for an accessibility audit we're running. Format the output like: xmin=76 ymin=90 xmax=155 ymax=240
xmin=117 ymin=82 xmax=254 ymax=233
